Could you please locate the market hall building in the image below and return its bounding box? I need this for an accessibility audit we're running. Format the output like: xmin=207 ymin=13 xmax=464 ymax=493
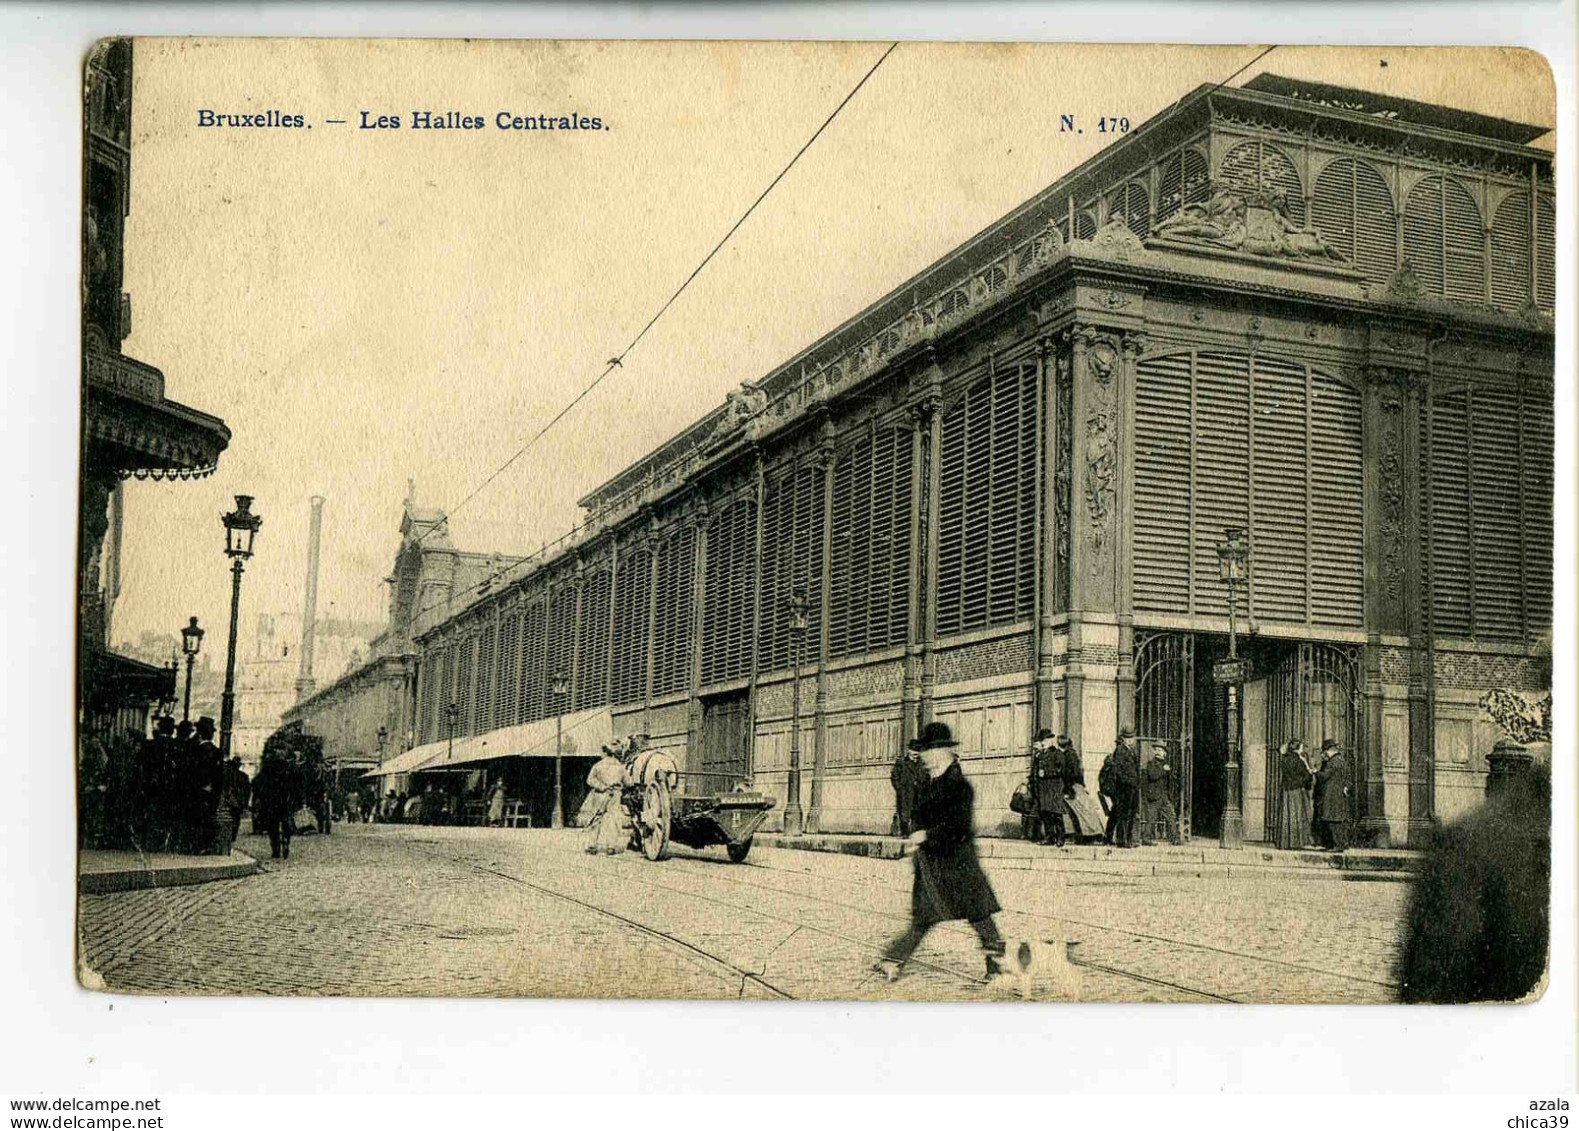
xmin=388 ymin=75 xmax=1554 ymax=846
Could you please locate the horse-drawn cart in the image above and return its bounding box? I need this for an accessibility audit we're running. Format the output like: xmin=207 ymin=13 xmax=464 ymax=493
xmin=620 ymin=753 xmax=775 ymax=863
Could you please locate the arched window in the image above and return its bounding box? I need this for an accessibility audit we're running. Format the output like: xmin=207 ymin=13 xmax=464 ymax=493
xmin=1107 ymin=182 xmax=1150 ymax=237
xmin=937 ymin=289 xmax=970 ymax=317
xmin=1155 ymin=148 xmax=1210 ymax=226
xmin=1218 ymin=140 xmax=1305 ymax=224
xmin=981 ymin=264 xmax=1008 ymax=294
xmin=1403 ymin=175 xmax=1484 ymax=302
xmin=1311 ymin=158 xmax=1397 ymax=282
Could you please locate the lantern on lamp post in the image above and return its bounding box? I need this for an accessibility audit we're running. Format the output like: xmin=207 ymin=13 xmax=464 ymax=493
xmin=784 ymin=590 xmax=809 ymax=836
xmin=551 ymin=670 xmax=570 ymax=829
xmin=376 ymin=725 xmax=389 ymax=771
xmin=219 ymin=496 xmax=261 ymax=759
xmin=1215 ymin=526 xmax=1250 ymax=848
xmin=180 ymin=616 xmax=204 ymax=723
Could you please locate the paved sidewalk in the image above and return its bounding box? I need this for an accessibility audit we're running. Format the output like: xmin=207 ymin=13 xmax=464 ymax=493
xmin=753 ymin=832 xmax=1420 ymax=879
xmin=78 ymin=847 xmax=260 ymax=894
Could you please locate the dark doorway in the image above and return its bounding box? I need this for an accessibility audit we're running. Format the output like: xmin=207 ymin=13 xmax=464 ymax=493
xmin=698 ymin=690 xmax=752 ymax=789
xmin=1190 ymin=636 xmax=1230 ymax=840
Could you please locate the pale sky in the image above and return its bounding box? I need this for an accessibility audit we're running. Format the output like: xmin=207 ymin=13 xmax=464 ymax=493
xmin=111 ymin=41 xmax=1554 ymax=656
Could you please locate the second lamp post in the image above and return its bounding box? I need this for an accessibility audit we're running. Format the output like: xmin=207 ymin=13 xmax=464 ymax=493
xmin=551 ymin=670 xmax=569 ymax=829
xmin=180 ymin=615 xmax=203 ymax=723
xmin=219 ymin=496 xmax=261 ymax=758
xmin=783 ymin=590 xmax=808 ymax=837
xmin=1215 ymin=526 xmax=1250 ymax=848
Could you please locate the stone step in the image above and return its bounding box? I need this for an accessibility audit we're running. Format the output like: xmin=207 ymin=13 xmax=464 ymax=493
xmin=752 ymin=833 xmax=1420 ymax=877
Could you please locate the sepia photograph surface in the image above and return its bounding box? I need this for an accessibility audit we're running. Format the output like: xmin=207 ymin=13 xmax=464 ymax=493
xmin=76 ymin=39 xmax=1555 ymax=1003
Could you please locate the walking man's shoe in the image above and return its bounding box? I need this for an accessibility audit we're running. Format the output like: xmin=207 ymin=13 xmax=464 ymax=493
xmin=871 ymin=959 xmax=902 ymax=983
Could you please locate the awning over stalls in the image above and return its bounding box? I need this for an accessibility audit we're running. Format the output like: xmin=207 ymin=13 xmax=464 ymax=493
xmin=424 ymin=707 xmax=615 ymax=771
xmin=361 ymin=707 xmax=615 ymax=778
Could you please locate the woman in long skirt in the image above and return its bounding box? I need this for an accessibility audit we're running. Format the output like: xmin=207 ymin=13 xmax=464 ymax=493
xmin=584 ymin=743 xmax=630 ymax=855
xmin=873 ymin=722 xmax=1007 ymax=983
xmin=1274 ymin=740 xmax=1316 ymax=850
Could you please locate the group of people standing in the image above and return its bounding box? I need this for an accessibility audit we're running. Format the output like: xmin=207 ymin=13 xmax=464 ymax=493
xmin=118 ymin=714 xmax=241 ymax=855
xmin=1095 ymin=727 xmax=1182 ymax=848
xmin=1274 ymin=738 xmax=1352 ymax=851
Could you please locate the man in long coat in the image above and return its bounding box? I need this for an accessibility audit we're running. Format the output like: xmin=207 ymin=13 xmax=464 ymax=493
xmin=1100 ymin=727 xmax=1141 ymax=847
xmin=890 ymin=747 xmax=922 ymax=837
xmin=873 ymin=722 xmax=1006 ymax=984
xmin=1313 ymin=738 xmax=1351 ymax=851
xmin=1138 ymin=742 xmax=1180 ymax=846
xmin=251 ymin=750 xmax=299 ymax=860
xmin=1030 ymin=730 xmax=1066 ymax=846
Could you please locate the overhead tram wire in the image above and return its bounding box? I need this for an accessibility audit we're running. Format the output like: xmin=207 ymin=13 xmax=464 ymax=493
xmin=401 ymin=42 xmax=901 ymax=611
xmin=412 ymin=41 xmax=1276 ymax=621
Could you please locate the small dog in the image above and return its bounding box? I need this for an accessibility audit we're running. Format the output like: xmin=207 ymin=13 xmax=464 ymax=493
xmin=992 ymin=935 xmax=1082 ymax=1000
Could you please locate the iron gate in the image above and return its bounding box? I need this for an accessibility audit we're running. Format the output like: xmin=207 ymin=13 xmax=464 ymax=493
xmin=1134 ymin=632 xmax=1195 ymax=840
xmin=1263 ymin=642 xmax=1363 ymax=835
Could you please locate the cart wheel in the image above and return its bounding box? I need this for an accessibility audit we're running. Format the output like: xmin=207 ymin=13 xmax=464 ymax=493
xmin=726 ymin=837 xmax=753 ymax=864
xmin=641 ymin=778 xmax=671 ymax=862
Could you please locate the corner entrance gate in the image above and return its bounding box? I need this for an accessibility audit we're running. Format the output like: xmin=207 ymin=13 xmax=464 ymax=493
xmin=1135 ymin=632 xmax=1364 ymax=843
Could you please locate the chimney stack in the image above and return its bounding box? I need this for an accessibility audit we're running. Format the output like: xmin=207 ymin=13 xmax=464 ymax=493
xmin=295 ymin=495 xmax=325 ymax=700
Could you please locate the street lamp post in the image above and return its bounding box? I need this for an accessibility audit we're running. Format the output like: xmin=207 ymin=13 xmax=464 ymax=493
xmin=784 ymin=590 xmax=809 ymax=836
xmin=376 ymin=725 xmax=389 ymax=772
xmin=219 ymin=496 xmax=262 ymax=759
xmin=1216 ymin=526 xmax=1250 ymax=848
xmin=551 ymin=670 xmax=569 ymax=829
xmin=445 ymin=702 xmax=460 ymax=763
xmin=180 ymin=616 xmax=204 ymax=723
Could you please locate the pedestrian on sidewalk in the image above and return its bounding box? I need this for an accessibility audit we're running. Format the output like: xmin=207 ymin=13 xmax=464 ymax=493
xmin=1057 ymin=735 xmax=1106 ymax=842
xmin=1313 ymin=739 xmax=1351 ymax=851
xmin=1030 ymin=730 xmax=1066 ymax=846
xmin=1273 ymin=740 xmax=1317 ymax=850
xmin=585 ymin=742 xmax=629 ymax=855
xmin=1100 ymin=727 xmax=1141 ymax=847
xmin=889 ymin=746 xmax=922 ymax=837
xmin=251 ymin=749 xmax=296 ymax=860
xmin=873 ymin=722 xmax=1007 ymax=984
xmin=1139 ymin=742 xmax=1180 ymax=845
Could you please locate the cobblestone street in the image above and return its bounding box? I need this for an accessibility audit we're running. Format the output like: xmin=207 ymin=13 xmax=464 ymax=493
xmin=78 ymin=825 xmax=1409 ymax=1002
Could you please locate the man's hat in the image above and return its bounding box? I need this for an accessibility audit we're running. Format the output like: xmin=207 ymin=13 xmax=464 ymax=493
xmin=154 ymin=715 xmax=175 ymax=734
xmin=1056 ymin=734 xmax=1073 ymax=747
xmin=909 ymin=721 xmax=960 ymax=752
xmin=195 ymin=717 xmax=216 ymax=737
xmin=1321 ymin=737 xmax=1339 ymax=752
xmin=1035 ymin=728 xmax=1055 ymax=743
xmin=1119 ymin=725 xmax=1136 ymax=740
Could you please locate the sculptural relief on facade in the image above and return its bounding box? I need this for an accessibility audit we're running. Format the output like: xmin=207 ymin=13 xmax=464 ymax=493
xmin=1151 ymin=184 xmax=1345 ymax=262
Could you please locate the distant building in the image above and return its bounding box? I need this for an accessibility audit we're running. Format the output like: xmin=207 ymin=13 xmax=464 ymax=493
xmin=231 ymin=612 xmax=381 ymax=775
xmin=277 ymin=490 xmax=523 ymax=776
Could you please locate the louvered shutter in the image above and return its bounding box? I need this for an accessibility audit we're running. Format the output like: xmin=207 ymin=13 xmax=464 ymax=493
xmin=1308 ymin=371 xmax=1364 ymax=628
xmin=702 ymin=499 xmax=755 ymax=686
xmin=1405 ymin=176 xmax=1485 ymax=302
xmin=575 ymin=567 xmax=612 ymax=710
xmin=1536 ymin=195 xmax=1555 ymax=311
xmin=1108 ymin=182 xmax=1151 ymax=237
xmin=987 ymin=365 xmax=1024 ymax=624
xmin=436 ymin=646 xmax=453 ymax=730
xmin=1192 ymin=353 xmax=1251 ymax=615
xmin=1443 ymin=179 xmax=1485 ymax=303
xmin=457 ymin=636 xmax=477 ymax=737
xmin=419 ymin=650 xmax=438 ymax=743
xmin=756 ymin=472 xmax=790 ymax=673
xmin=653 ymin=526 xmax=695 ymax=697
xmin=1220 ymin=141 xmax=1305 ymax=224
xmin=496 ymin=612 xmax=520 ymax=727
xmin=1250 ymin=357 xmax=1307 ymax=624
xmin=475 ymin=624 xmax=495 ymax=734
xmin=1312 ymin=158 xmax=1396 ymax=282
xmin=1523 ymin=384 xmax=1554 ymax=631
xmin=936 ymin=394 xmax=967 ymax=637
xmin=519 ymin=596 xmax=548 ymax=722
xmin=1469 ymin=385 xmax=1523 ymax=639
xmin=1403 ymin=177 xmax=1446 ymax=296
xmin=1134 ymin=353 xmax=1192 ymax=614
xmin=612 ymin=548 xmax=650 ymax=705
xmin=1427 ymin=389 xmax=1472 ymax=637
xmin=544 ymin=578 xmax=576 ymax=712
xmin=1491 ymin=192 xmax=1533 ymax=309
xmin=1155 ymin=148 xmax=1209 ymax=226
xmin=829 ymin=438 xmax=869 ymax=658
xmin=879 ymin=427 xmax=914 ymax=648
